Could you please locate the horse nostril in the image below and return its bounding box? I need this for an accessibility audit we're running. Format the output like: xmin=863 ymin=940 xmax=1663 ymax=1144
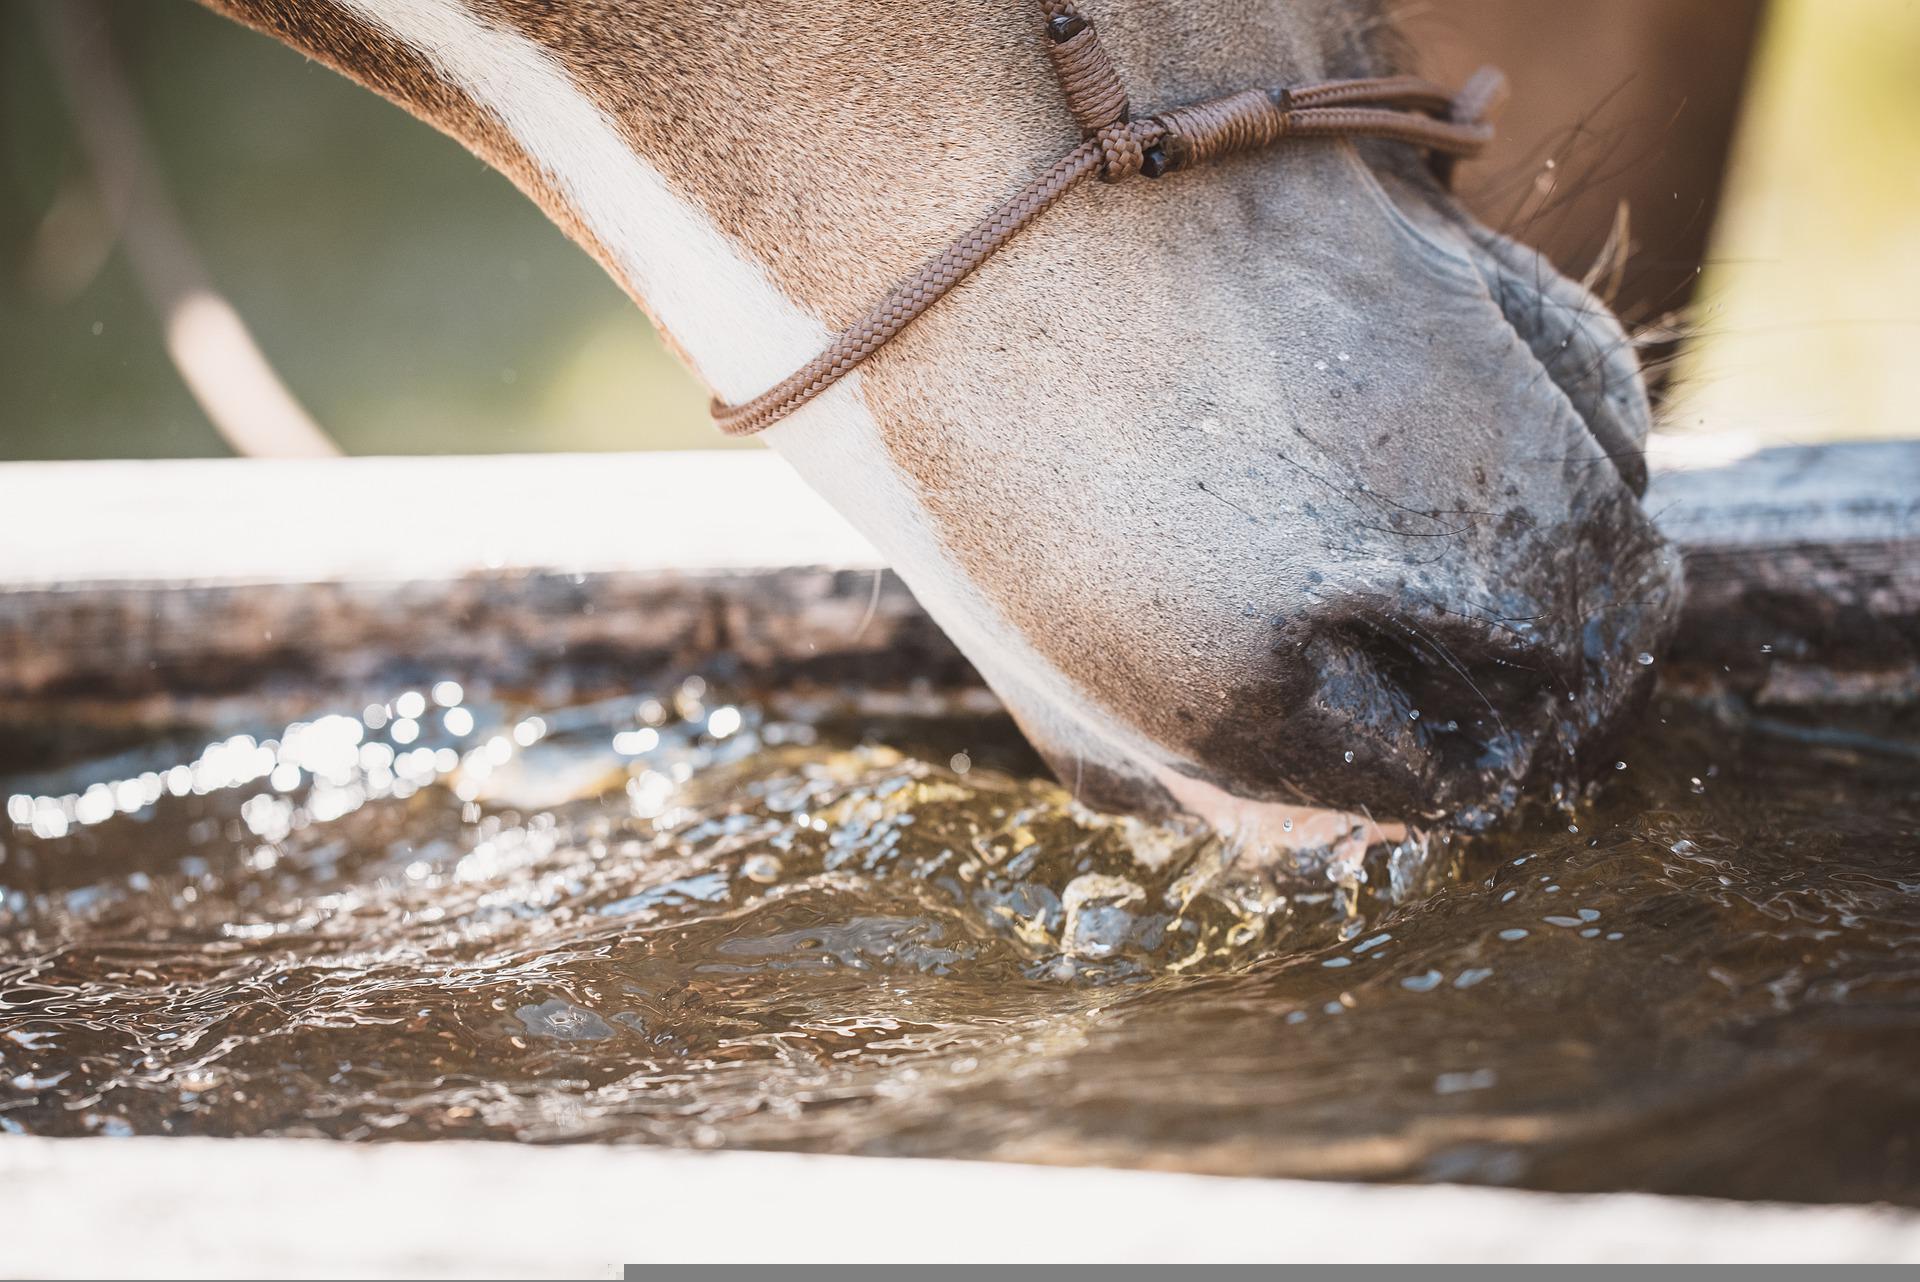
xmin=1189 ymin=571 xmax=1672 ymax=825
xmin=1191 ymin=475 xmax=1681 ymax=825
xmin=1300 ymin=613 xmax=1544 ymax=788
xmin=1263 ymin=550 xmax=1672 ymax=822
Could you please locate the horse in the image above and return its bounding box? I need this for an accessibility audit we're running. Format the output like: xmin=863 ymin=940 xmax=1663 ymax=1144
xmin=197 ymin=0 xmax=1684 ymax=851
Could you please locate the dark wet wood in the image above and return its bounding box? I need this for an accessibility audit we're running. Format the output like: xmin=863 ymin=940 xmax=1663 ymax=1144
xmin=1 ymin=442 xmax=1914 ymax=765
xmin=0 ymin=567 xmax=957 ymax=701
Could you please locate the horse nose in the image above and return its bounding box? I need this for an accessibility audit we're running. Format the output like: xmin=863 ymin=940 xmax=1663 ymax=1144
xmin=1288 ymin=605 xmax=1562 ymax=820
xmin=1198 ymin=564 xmax=1677 ymax=827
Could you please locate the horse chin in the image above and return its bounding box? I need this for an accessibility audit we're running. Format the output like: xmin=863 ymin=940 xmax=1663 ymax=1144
xmin=1150 ymin=766 xmax=1410 ymax=869
xmin=1007 ymin=714 xmax=1411 ymax=872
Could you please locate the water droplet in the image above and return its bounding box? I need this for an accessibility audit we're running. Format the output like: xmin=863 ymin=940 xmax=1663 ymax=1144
xmin=612 ymin=729 xmax=659 ymax=756
xmin=1434 ymin=1068 xmax=1497 ymax=1095
xmin=1635 ymin=652 xmax=1656 ymax=666
xmin=1343 ymin=750 xmax=1355 ymax=764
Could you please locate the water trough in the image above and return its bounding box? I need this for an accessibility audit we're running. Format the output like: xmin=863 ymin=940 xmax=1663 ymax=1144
xmin=1 ymin=439 xmax=1916 ymax=1272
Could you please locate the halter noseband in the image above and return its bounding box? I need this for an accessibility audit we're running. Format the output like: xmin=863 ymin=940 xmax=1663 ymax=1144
xmin=711 ymin=0 xmax=1507 ymax=436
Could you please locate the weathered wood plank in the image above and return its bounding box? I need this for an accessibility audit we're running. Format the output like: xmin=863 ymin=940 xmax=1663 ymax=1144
xmin=0 ymin=451 xmax=880 ymax=586
xmin=1 ymin=442 xmax=1914 ymax=739
xmin=1644 ymin=440 xmax=1920 ymax=703
xmin=0 ymin=452 xmax=909 ymax=769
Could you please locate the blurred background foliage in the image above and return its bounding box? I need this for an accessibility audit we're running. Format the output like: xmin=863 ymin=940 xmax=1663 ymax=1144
xmin=0 ymin=0 xmax=1914 ymax=460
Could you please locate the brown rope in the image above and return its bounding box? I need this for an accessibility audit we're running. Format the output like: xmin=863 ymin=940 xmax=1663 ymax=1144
xmin=711 ymin=2 xmax=1505 ymax=436
xmin=1043 ymin=7 xmax=1130 ymax=135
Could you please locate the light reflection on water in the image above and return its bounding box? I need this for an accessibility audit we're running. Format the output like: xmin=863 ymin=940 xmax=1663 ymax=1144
xmin=2 ymin=679 xmax=1918 ymax=1206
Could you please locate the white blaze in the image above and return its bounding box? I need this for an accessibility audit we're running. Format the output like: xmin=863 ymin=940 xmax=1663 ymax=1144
xmin=331 ymin=0 xmax=1212 ymax=829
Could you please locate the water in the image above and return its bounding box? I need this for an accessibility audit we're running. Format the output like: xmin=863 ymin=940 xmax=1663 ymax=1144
xmin=3 ymin=676 xmax=1918 ymax=1206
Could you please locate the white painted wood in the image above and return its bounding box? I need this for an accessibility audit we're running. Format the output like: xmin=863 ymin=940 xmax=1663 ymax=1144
xmin=3 ymin=1137 xmax=1917 ymax=1275
xmin=1644 ymin=438 xmax=1920 ymax=549
xmin=0 ymin=452 xmax=879 ymax=588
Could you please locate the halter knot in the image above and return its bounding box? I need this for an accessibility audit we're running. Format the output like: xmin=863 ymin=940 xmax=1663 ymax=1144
xmin=1043 ymin=2 xmax=1130 ymax=134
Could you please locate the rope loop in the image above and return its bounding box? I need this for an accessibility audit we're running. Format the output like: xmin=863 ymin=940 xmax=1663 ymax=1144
xmin=1092 ymin=121 xmax=1144 ymax=182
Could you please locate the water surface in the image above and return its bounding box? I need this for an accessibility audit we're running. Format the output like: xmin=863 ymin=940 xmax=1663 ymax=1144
xmin=3 ymin=677 xmax=1917 ymax=1206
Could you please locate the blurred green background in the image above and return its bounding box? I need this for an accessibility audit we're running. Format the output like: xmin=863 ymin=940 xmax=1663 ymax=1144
xmin=1 ymin=0 xmax=719 ymax=459
xmin=0 ymin=0 xmax=1914 ymax=460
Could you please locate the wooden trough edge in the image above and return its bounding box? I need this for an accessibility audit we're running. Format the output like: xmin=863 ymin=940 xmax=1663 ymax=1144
xmin=0 ymin=440 xmax=1914 ymax=716
xmin=1651 ymin=439 xmax=1919 ymax=704
xmin=5 ymin=1136 xmax=1919 ymax=1270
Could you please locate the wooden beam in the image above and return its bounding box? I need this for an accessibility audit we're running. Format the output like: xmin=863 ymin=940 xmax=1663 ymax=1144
xmin=1 ymin=442 xmax=1914 ymax=725
xmin=1644 ymin=439 xmax=1920 ymax=704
